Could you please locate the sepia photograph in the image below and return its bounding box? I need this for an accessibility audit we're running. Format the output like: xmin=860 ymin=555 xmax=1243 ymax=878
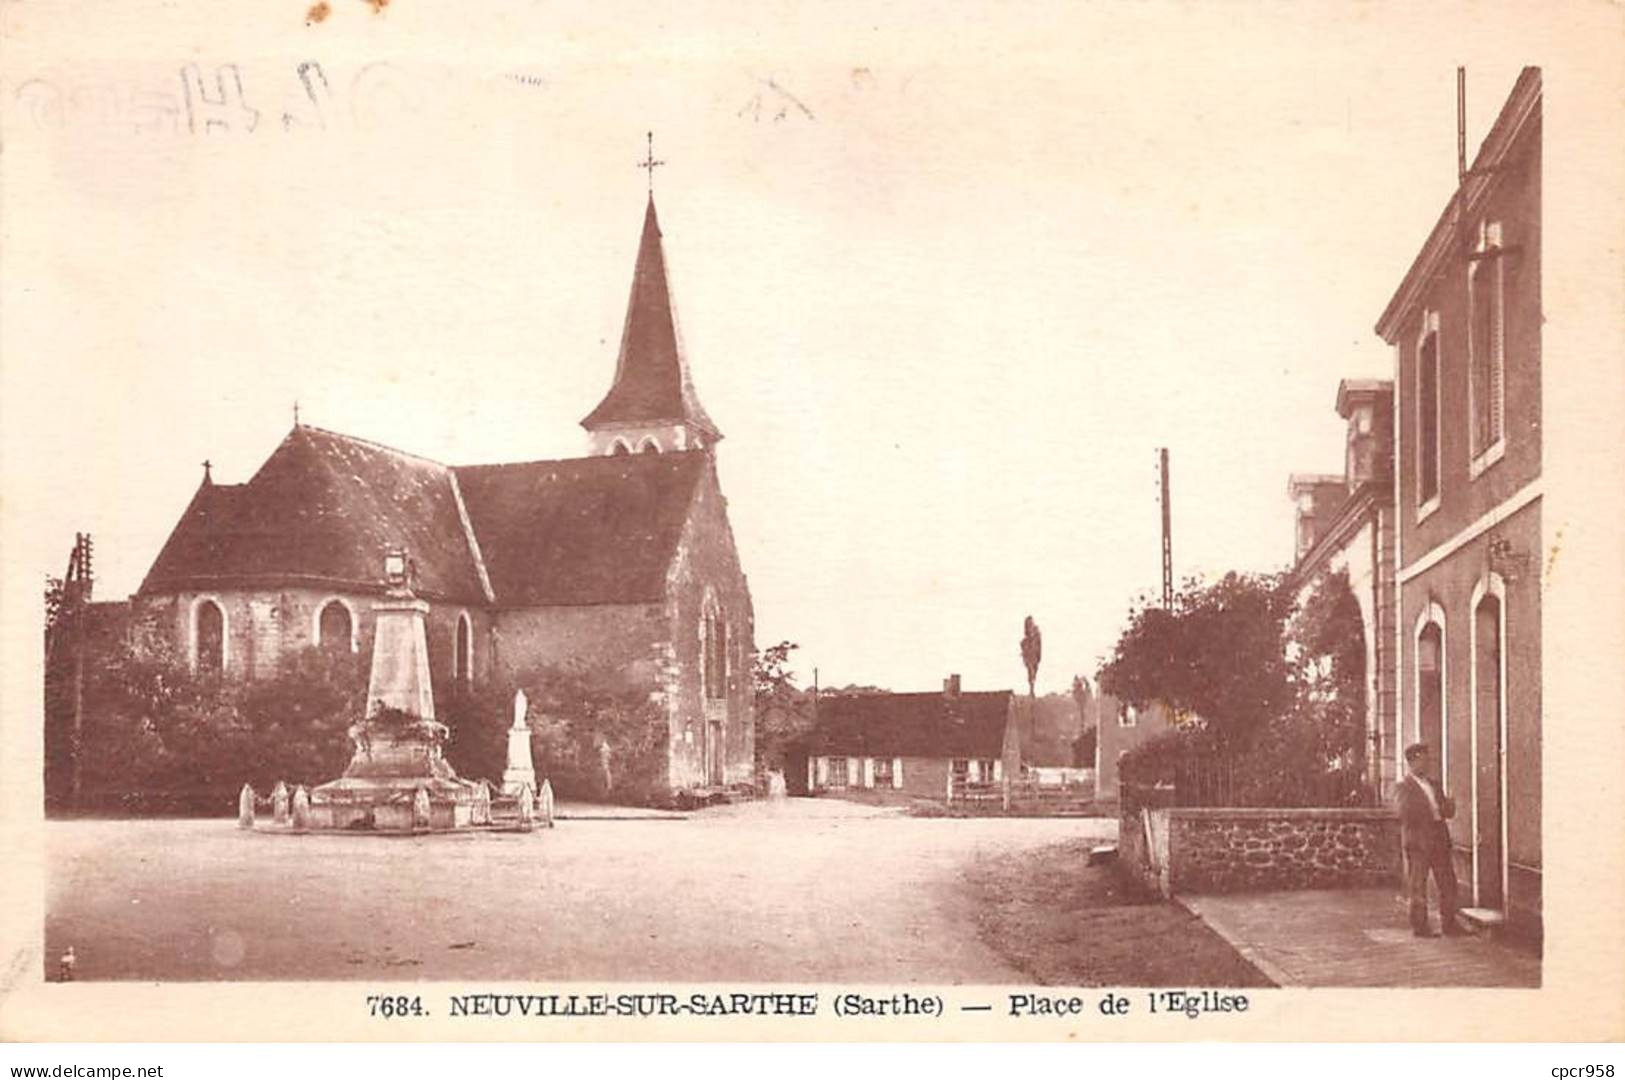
xmin=2 ymin=0 xmax=1622 ymax=1047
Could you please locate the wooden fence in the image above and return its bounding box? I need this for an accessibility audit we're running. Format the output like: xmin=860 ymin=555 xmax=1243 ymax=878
xmin=946 ymin=777 xmax=1096 ymax=815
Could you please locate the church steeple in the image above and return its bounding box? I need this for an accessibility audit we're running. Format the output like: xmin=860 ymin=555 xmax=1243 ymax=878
xmin=581 ymin=187 xmax=721 ymax=456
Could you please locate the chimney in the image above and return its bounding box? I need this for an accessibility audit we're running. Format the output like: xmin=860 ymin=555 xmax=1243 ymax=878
xmin=1335 ymin=379 xmax=1394 ymax=490
xmin=944 ymin=674 xmax=961 ymax=697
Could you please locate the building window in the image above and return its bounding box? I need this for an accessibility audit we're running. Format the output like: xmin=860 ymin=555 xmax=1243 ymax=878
xmin=639 ymin=436 xmax=662 ymax=454
xmin=1469 ymin=222 xmax=1506 ymax=469
xmin=611 ymin=438 xmax=632 ymax=456
xmin=1471 ymin=579 xmax=1507 ymax=909
xmin=874 ymin=757 xmax=894 ymax=785
xmin=1417 ymin=319 xmax=1441 ymax=509
xmin=826 ymin=756 xmax=848 ymax=789
xmin=1119 ymin=703 xmax=1138 ymax=728
xmin=702 ymin=600 xmax=727 ymax=700
xmin=316 ymin=599 xmax=354 ymax=653
xmin=951 ymin=758 xmax=969 ymax=781
xmin=194 ymin=598 xmax=225 ymax=675
xmin=977 ymin=759 xmax=997 ymax=782
xmin=453 ymin=612 xmax=472 ymax=687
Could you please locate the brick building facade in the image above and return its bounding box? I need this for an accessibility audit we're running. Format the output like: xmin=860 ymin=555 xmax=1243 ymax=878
xmin=1376 ymin=69 xmax=1541 ymax=938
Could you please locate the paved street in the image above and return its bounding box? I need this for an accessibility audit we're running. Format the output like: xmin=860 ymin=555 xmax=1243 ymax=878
xmin=1180 ymin=888 xmax=1540 ymax=987
xmin=45 ymin=799 xmax=1114 ymax=983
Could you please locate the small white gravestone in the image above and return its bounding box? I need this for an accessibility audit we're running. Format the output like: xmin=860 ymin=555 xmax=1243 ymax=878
xmin=292 ymin=785 xmax=311 ymax=830
xmin=271 ymin=781 xmax=290 ymax=825
xmin=501 ymin=688 xmax=537 ymax=796
xmin=412 ymin=786 xmax=432 ymax=831
xmin=768 ymin=769 xmax=788 ymax=800
xmin=473 ymin=780 xmax=492 ymax=826
xmin=538 ymin=778 xmax=555 ymax=828
xmin=237 ymin=784 xmax=256 ymax=829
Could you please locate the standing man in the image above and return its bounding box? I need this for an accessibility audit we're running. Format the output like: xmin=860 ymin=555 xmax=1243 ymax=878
xmin=1395 ymin=742 xmax=1462 ymax=938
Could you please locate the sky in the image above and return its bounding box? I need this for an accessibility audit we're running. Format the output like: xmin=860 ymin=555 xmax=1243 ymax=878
xmin=0 ymin=1 xmax=1575 ymax=695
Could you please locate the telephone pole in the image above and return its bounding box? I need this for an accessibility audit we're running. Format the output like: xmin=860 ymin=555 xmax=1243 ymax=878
xmin=1159 ymin=448 xmax=1173 ymax=609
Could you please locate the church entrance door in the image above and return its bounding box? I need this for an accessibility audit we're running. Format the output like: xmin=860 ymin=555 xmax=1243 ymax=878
xmin=706 ymin=721 xmax=724 ymax=787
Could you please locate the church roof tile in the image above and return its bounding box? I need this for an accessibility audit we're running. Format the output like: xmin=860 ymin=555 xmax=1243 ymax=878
xmin=140 ymin=425 xmax=703 ymax=610
xmin=451 ymin=451 xmax=704 ymax=606
xmin=140 ymin=426 xmax=489 ymax=603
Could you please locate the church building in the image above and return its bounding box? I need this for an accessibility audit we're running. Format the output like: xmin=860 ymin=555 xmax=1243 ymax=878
xmin=132 ymin=194 xmax=756 ymax=800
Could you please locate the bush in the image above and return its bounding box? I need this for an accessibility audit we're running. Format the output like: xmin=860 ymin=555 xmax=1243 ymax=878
xmin=443 ymin=662 xmax=674 ymax=805
xmin=523 ymin=663 xmax=669 ymax=804
xmin=65 ymin=641 xmax=366 ymax=816
xmin=1108 ymin=570 xmax=1372 ymax=808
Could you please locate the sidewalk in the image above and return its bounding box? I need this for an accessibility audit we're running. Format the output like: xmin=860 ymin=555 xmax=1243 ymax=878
xmin=1179 ymin=888 xmax=1540 ymax=987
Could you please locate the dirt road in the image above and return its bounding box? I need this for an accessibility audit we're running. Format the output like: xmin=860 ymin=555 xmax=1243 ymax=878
xmin=45 ymin=800 xmax=1114 ymax=982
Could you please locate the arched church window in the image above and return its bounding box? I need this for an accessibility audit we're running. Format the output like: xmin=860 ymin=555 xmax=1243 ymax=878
xmin=195 ymin=598 xmax=225 ymax=675
xmin=702 ymin=601 xmax=727 ymax=700
xmin=640 ymin=437 xmax=662 ymax=454
xmin=318 ymin=600 xmax=353 ymax=653
xmin=611 ymin=439 xmax=632 ymax=456
xmin=454 ymin=612 xmax=473 ymax=687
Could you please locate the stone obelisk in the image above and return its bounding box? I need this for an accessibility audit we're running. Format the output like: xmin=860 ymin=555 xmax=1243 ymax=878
xmin=502 ymin=689 xmax=537 ymax=796
xmin=308 ymin=547 xmax=481 ymax=830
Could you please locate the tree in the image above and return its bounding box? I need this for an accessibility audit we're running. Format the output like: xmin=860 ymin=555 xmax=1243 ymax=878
xmin=1099 ymin=571 xmax=1294 ymax=749
xmin=1071 ymin=674 xmax=1096 ymax=768
xmin=1019 ymin=615 xmax=1042 ymax=696
xmin=1112 ymin=569 xmax=1373 ymax=807
xmin=752 ymin=640 xmax=801 ymax=703
xmin=751 ymin=641 xmax=816 ymax=775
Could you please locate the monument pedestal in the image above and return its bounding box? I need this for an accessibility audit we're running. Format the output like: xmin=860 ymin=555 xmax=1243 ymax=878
xmin=306 ymin=572 xmax=483 ymax=832
xmin=309 ymin=716 xmax=483 ymax=831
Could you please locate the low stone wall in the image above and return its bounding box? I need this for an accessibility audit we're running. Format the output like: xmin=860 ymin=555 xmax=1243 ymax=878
xmin=1166 ymin=808 xmax=1400 ymax=893
xmin=1115 ymin=792 xmax=1401 ymax=896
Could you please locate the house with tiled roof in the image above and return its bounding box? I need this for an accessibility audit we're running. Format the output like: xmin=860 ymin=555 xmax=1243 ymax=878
xmin=789 ymin=676 xmax=1022 ymax=798
xmin=133 ymin=194 xmax=755 ymax=799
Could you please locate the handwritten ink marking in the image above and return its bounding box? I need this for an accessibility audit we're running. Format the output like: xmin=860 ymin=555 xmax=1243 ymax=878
xmin=505 ymin=73 xmax=547 ymax=89
xmin=180 ymin=63 xmax=260 ymax=134
xmin=281 ymin=61 xmax=331 ymax=131
xmin=737 ymin=75 xmax=816 ymax=124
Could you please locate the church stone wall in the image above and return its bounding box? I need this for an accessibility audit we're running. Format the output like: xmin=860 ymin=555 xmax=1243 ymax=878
xmin=491 ymin=605 xmax=666 ymax=687
xmin=664 ymin=463 xmax=756 ymax=791
xmin=134 ymin=587 xmax=494 ymax=691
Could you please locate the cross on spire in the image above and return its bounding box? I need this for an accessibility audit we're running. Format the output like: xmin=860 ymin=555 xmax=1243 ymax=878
xmin=201 ymin=459 xmax=213 ymax=483
xmin=637 ymin=131 xmax=665 ymax=195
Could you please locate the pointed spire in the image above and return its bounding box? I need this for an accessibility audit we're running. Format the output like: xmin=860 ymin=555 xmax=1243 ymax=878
xmin=581 ymin=193 xmax=720 ymax=443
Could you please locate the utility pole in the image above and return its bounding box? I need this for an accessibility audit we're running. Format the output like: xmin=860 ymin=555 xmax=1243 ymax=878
xmin=1159 ymin=448 xmax=1173 ymax=609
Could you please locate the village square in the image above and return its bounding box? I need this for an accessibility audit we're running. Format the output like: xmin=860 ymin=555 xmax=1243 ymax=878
xmin=34 ymin=60 xmax=1552 ymax=993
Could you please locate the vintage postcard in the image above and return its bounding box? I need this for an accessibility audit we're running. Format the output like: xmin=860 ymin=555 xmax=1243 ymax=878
xmin=1 ymin=0 xmax=1622 ymax=1044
